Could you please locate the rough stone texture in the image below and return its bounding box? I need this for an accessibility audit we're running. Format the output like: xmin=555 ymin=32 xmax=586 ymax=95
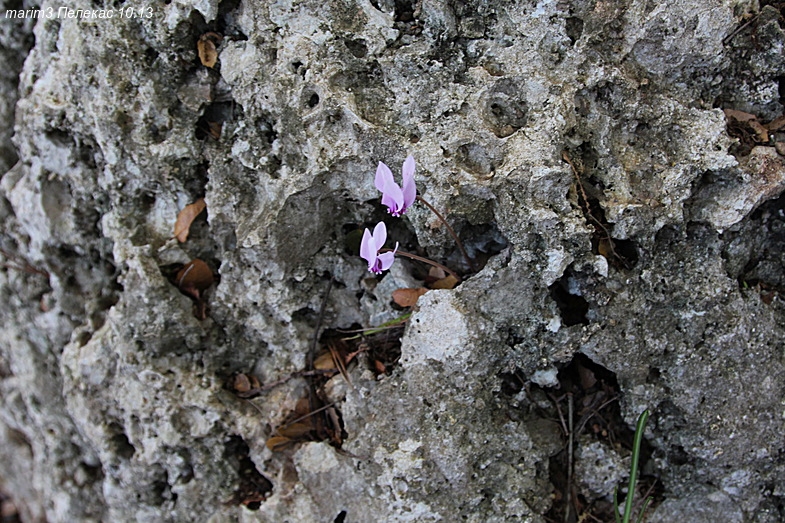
xmin=2 ymin=0 xmax=785 ymax=521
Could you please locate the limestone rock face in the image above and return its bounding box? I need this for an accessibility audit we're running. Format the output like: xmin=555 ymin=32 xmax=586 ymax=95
xmin=2 ymin=0 xmax=785 ymax=521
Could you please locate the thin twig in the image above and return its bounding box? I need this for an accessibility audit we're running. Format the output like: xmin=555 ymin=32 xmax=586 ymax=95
xmin=276 ymin=402 xmax=338 ymax=432
xmin=258 ymin=369 xmax=338 ymax=392
xmin=547 ymin=392 xmax=569 ymax=438
xmin=722 ymin=13 xmax=760 ymax=46
xmin=562 ymin=151 xmax=630 ymax=269
xmin=309 ymin=276 xmax=334 ymax=371
xmin=416 ymin=195 xmax=476 ymax=272
xmin=576 ymin=395 xmax=619 ymax=435
xmin=308 ymin=276 xmax=334 ymax=414
xmin=337 ymin=323 xmax=407 ymax=335
xmin=329 ymin=343 xmax=353 ymax=389
xmin=0 ymin=248 xmax=49 ymax=277
xmin=381 ymin=248 xmax=461 ymax=282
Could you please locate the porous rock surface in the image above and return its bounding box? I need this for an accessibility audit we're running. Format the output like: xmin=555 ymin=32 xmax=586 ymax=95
xmin=2 ymin=0 xmax=785 ymax=521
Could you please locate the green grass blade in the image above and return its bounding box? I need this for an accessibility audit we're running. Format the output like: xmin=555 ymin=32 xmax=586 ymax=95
xmin=634 ymin=497 xmax=653 ymax=523
xmin=341 ymin=313 xmax=411 ymax=339
xmin=614 ymin=485 xmax=622 ymax=523
xmin=622 ymin=409 xmax=650 ymax=523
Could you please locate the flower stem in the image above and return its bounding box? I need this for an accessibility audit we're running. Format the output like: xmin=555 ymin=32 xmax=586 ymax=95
xmin=381 ymin=248 xmax=461 ymax=282
xmin=416 ymin=195 xmax=476 ymax=272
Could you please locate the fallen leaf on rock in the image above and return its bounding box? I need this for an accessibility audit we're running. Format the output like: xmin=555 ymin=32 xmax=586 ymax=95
xmin=265 ymin=435 xmax=292 ymax=452
xmin=177 ymin=259 xmax=214 ymax=294
xmin=724 ymin=108 xmax=769 ymax=144
xmin=226 ymin=372 xmax=261 ymax=399
xmin=197 ymin=32 xmax=222 ymax=68
xmin=392 ymin=287 xmax=428 ymax=307
xmin=173 ymin=198 xmax=206 ymax=242
xmin=313 ymin=351 xmax=337 ymax=370
xmin=598 ymin=237 xmax=613 ymax=259
xmin=431 ymin=274 xmax=459 ymax=289
xmin=266 ymin=420 xmax=314 ymax=452
xmin=276 ymin=421 xmax=314 ymax=440
xmin=175 ymin=259 xmax=215 ymax=320
xmin=766 ymin=114 xmax=785 ymax=132
xmin=723 ymin=108 xmax=758 ymax=123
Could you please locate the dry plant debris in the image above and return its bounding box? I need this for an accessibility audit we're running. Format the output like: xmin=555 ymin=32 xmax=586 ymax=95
xmin=173 ymin=198 xmax=206 ymax=242
xmin=197 ymin=32 xmax=222 ymax=68
xmin=165 ymin=259 xmax=215 ymax=320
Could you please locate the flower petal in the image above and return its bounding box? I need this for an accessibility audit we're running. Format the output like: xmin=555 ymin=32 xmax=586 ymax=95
xmin=375 ymin=162 xmax=395 ymax=193
xmin=382 ymin=178 xmax=404 ymax=215
xmin=359 ymin=228 xmax=376 ymax=269
xmin=371 ymin=221 xmax=387 ymax=249
xmin=401 ymin=155 xmax=416 ymax=211
xmin=377 ymin=250 xmax=396 ymax=271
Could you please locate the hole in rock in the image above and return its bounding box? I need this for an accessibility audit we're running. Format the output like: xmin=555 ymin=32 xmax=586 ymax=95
xmin=726 ymin=192 xmax=785 ymax=300
xmin=256 ymin=115 xmax=278 ymax=144
xmin=224 ymin=436 xmax=273 ymax=509
xmin=484 ymin=78 xmax=528 ymax=138
xmin=459 ymin=221 xmax=508 ymax=273
xmin=393 ymin=0 xmax=415 ymax=22
xmin=109 ymin=426 xmax=136 ymax=460
xmin=565 ymin=16 xmax=584 ymax=44
xmin=291 ymin=60 xmax=306 ymax=77
xmin=184 ymin=161 xmax=209 ymax=200
xmin=549 ymin=272 xmax=590 ymax=327
xmin=344 ymin=38 xmax=368 ymax=58
xmin=216 ymin=0 xmax=247 ymax=40
xmin=195 ymin=100 xmax=238 ymax=141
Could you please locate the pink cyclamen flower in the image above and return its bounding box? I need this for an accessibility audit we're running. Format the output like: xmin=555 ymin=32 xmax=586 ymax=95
xmin=375 ymin=155 xmax=417 ymax=217
xmin=360 ymin=221 xmax=398 ymax=274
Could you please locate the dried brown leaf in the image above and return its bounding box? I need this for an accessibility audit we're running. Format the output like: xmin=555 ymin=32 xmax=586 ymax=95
xmin=294 ymin=398 xmax=312 ymax=416
xmin=724 ymin=109 xmax=769 ymax=143
xmin=277 ymin=421 xmax=314 ymax=439
xmin=197 ymin=32 xmax=222 ymax=68
xmin=431 ymin=274 xmax=459 ymax=290
xmin=766 ymin=115 xmax=785 ymax=131
xmin=174 ymin=198 xmax=206 ymax=242
xmin=227 ymin=373 xmax=261 ymax=397
xmin=598 ymin=237 xmax=614 ymax=258
xmin=392 ymin=287 xmax=428 ymax=307
xmin=176 ymin=259 xmax=214 ymax=293
xmin=313 ymin=351 xmax=337 ymax=370
xmin=749 ymin=120 xmax=770 ymax=143
xmin=723 ymin=109 xmax=758 ymax=123
xmin=265 ymin=436 xmax=292 ymax=452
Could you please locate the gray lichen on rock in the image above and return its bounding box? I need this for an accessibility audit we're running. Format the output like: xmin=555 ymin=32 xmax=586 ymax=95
xmin=2 ymin=0 xmax=785 ymax=521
